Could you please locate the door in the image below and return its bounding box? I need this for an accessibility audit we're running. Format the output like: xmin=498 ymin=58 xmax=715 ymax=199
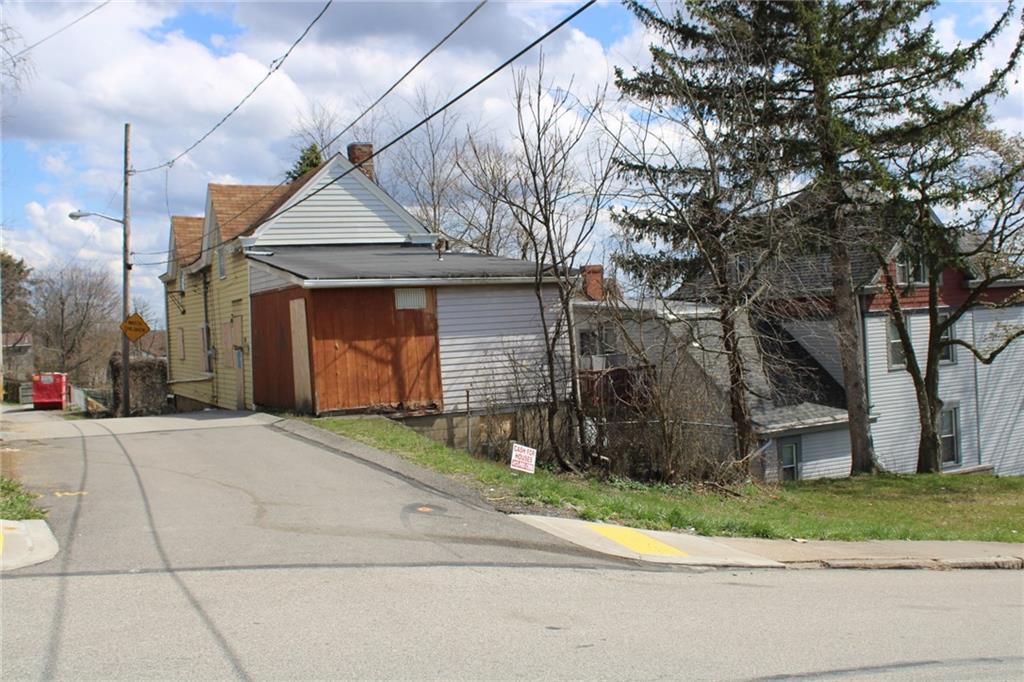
xmin=778 ymin=437 xmax=801 ymax=481
xmin=289 ymin=298 xmax=313 ymax=413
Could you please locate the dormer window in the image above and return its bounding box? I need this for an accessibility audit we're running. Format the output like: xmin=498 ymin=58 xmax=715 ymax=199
xmin=895 ymin=252 xmax=927 ymax=285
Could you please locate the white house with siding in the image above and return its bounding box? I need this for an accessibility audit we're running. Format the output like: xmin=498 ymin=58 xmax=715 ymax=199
xmin=769 ymin=245 xmax=1024 ymax=477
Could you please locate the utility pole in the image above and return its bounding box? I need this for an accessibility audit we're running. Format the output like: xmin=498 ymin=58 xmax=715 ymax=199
xmin=121 ymin=122 xmax=132 ymax=418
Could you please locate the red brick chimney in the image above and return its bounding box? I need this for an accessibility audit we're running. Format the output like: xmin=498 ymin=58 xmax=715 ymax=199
xmin=347 ymin=143 xmax=376 ymax=183
xmin=581 ymin=264 xmax=604 ymax=300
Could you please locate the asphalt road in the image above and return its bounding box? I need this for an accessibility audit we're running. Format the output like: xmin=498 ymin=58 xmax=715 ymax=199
xmin=2 ymin=411 xmax=1022 ymax=681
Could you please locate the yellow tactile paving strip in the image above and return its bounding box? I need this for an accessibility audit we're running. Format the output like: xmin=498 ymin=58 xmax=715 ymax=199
xmin=588 ymin=523 xmax=688 ymax=557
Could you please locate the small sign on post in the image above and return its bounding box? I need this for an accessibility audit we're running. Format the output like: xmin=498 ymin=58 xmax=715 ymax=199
xmin=510 ymin=442 xmax=537 ymax=474
xmin=120 ymin=312 xmax=150 ymax=342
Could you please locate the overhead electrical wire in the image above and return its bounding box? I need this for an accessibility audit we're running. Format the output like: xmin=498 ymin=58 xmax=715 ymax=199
xmin=251 ymin=0 xmax=597 ymax=231
xmin=132 ymin=0 xmax=335 ymax=175
xmin=3 ymin=0 xmax=112 ymax=65
xmin=133 ymin=0 xmax=595 ymax=268
xmin=132 ymin=0 xmax=489 ymax=261
xmin=135 ymin=0 xmax=595 ymax=267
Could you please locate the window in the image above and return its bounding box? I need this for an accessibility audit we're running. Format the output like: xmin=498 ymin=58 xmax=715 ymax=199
xmin=178 ymin=328 xmax=185 ymax=361
xmin=199 ymin=324 xmax=212 ymax=372
xmin=938 ymin=313 xmax=956 ymax=364
xmin=217 ymin=246 xmax=227 ymax=279
xmin=779 ymin=438 xmax=801 ymax=481
xmin=887 ymin=316 xmax=908 ymax=369
xmin=940 ymin=406 xmax=960 ymax=465
xmin=895 ymin=252 xmax=927 ymax=285
xmin=579 ymin=325 xmax=625 ymax=369
xmin=394 ymin=288 xmax=426 ymax=310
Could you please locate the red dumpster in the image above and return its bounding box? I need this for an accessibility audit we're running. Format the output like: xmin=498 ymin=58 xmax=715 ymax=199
xmin=32 ymin=372 xmax=68 ymax=410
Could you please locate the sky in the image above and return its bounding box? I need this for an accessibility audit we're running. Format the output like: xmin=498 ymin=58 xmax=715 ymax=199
xmin=2 ymin=1 xmax=1021 ymax=324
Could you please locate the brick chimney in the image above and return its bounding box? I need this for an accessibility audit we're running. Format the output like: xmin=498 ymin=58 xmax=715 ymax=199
xmin=347 ymin=143 xmax=376 ymax=183
xmin=581 ymin=264 xmax=604 ymax=301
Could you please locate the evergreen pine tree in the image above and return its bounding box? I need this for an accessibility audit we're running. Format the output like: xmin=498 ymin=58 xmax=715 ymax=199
xmin=287 ymin=143 xmax=324 ymax=181
xmin=616 ymin=0 xmax=1022 ymax=474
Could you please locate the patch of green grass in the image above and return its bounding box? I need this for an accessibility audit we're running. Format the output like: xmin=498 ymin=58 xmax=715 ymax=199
xmin=304 ymin=416 xmax=1024 ymax=543
xmin=0 ymin=476 xmax=46 ymax=520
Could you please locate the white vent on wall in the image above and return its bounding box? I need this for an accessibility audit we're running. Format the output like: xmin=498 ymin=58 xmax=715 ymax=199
xmin=395 ymin=287 xmax=427 ymax=310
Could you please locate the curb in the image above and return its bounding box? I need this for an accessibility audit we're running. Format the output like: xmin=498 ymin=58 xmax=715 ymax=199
xmin=0 ymin=519 xmax=59 ymax=571
xmin=272 ymin=418 xmax=493 ymax=512
xmin=820 ymin=556 xmax=1024 ymax=570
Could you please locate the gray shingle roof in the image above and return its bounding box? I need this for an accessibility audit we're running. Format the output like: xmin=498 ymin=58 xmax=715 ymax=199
xmin=751 ymin=402 xmax=849 ymax=433
xmin=247 ymin=244 xmax=543 ymax=281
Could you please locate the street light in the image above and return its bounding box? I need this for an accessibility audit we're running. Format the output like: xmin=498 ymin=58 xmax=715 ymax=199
xmin=69 ymin=210 xmax=122 ymax=225
xmin=68 ymin=124 xmax=132 ymax=418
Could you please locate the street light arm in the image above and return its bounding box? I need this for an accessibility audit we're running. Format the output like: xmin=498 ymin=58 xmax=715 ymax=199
xmin=68 ymin=209 xmax=124 ymax=225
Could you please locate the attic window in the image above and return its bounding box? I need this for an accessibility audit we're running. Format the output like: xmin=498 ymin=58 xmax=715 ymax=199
xmin=896 ymin=253 xmax=927 ymax=285
xmin=395 ymin=288 xmax=427 ymax=310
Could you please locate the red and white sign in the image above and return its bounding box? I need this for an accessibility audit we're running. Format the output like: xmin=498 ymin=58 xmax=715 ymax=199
xmin=510 ymin=443 xmax=537 ymax=474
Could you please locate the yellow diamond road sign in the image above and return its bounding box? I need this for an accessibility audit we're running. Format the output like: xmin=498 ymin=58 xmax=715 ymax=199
xmin=121 ymin=313 xmax=150 ymax=342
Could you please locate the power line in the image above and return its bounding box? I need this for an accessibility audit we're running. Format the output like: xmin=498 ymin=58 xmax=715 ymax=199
xmin=132 ymin=0 xmax=334 ymax=175
xmin=134 ymin=0 xmax=595 ymax=268
xmin=3 ymin=1 xmax=112 ymax=64
xmin=132 ymin=0 xmax=489 ymax=260
xmin=254 ymin=0 xmax=596 ymax=229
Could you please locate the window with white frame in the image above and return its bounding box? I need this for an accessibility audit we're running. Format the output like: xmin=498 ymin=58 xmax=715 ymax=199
xmin=887 ymin=316 xmax=908 ymax=369
xmin=895 ymin=252 xmax=927 ymax=285
xmin=217 ymin=246 xmax=227 ymax=279
xmin=940 ymin=406 xmax=960 ymax=465
xmin=938 ymin=313 xmax=956 ymax=363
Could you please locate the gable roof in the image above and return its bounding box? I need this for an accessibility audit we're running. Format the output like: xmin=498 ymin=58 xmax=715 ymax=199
xmin=245 ymin=153 xmax=430 ymax=246
xmin=208 ymin=184 xmax=291 ymax=242
xmin=171 ymin=216 xmax=205 ymax=266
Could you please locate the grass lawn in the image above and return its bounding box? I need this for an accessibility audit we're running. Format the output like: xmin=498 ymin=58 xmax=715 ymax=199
xmin=306 ymin=416 xmax=1024 ymax=543
xmin=0 ymin=476 xmax=46 ymax=520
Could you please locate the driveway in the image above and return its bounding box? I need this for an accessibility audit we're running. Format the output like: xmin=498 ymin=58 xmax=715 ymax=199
xmin=2 ymin=410 xmax=1022 ymax=680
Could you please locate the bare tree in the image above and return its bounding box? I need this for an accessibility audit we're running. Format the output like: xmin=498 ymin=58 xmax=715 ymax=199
xmin=388 ymin=86 xmax=466 ymax=236
xmin=489 ymin=60 xmax=619 ymax=471
xmin=452 ymin=136 xmax=525 ymax=257
xmin=291 ymin=98 xmax=345 ymax=159
xmin=32 ymin=264 xmax=120 ymax=384
xmin=880 ymin=125 xmax=1024 ymax=473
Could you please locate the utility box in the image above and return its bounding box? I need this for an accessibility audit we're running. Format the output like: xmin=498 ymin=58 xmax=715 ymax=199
xmin=32 ymin=372 xmax=68 ymax=410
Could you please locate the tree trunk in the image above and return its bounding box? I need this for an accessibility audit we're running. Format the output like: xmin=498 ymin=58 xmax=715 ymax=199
xmin=720 ymin=305 xmax=756 ymax=472
xmin=830 ymin=240 xmax=877 ymax=474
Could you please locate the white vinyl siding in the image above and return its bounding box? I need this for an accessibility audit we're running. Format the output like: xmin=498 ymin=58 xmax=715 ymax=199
xmin=437 ymin=285 xmax=567 ymax=411
xmin=252 ymin=159 xmax=428 ymax=246
xmin=797 ymin=428 xmax=852 ymax=479
xmin=866 ymin=311 xmax=980 ymax=473
xmin=249 ymin=263 xmax=294 ymax=294
xmin=975 ymin=305 xmax=1024 ymax=475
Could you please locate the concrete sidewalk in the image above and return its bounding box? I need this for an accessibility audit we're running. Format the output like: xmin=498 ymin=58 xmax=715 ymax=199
xmin=515 ymin=515 xmax=1024 ymax=570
